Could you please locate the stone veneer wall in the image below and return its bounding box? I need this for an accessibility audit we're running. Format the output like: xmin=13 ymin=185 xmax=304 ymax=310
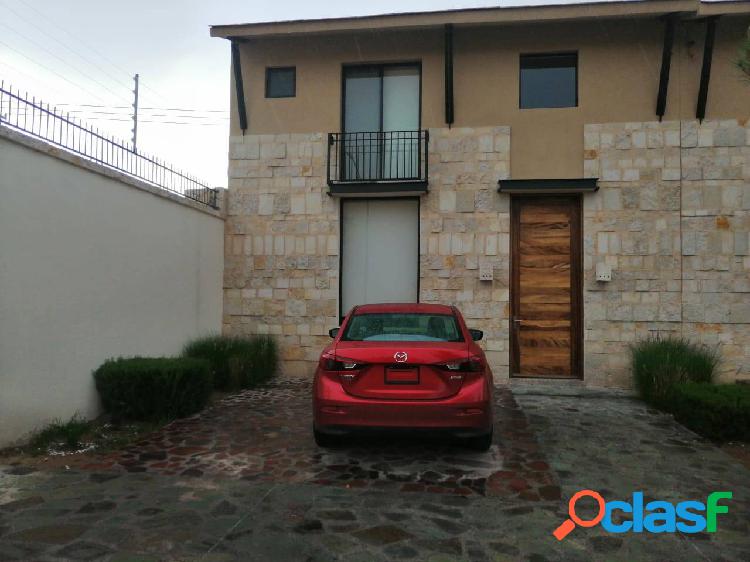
xmin=420 ymin=127 xmax=512 ymax=380
xmin=225 ymin=120 xmax=748 ymax=387
xmin=224 ymin=127 xmax=511 ymax=380
xmin=223 ymin=132 xmax=338 ymax=376
xmin=584 ymin=119 xmax=749 ymax=386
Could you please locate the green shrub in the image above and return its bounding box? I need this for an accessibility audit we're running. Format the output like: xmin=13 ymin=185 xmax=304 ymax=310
xmin=665 ymin=383 xmax=750 ymax=442
xmin=631 ymin=336 xmax=719 ymax=404
xmin=182 ymin=335 xmax=278 ymax=390
xmin=249 ymin=335 xmax=279 ymax=386
xmin=182 ymin=335 xmax=251 ymax=390
xmin=94 ymin=357 xmax=212 ymax=422
xmin=29 ymin=414 xmax=91 ymax=453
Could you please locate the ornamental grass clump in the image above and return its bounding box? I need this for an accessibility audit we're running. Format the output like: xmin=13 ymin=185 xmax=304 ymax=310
xmin=630 ymin=335 xmax=719 ymax=405
xmin=183 ymin=334 xmax=279 ymax=391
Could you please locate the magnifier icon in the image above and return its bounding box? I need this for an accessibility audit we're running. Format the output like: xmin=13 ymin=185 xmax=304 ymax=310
xmin=553 ymin=490 xmax=606 ymax=541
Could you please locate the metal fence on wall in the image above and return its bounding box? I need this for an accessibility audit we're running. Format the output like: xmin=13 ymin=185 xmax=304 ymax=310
xmin=0 ymin=81 xmax=218 ymax=209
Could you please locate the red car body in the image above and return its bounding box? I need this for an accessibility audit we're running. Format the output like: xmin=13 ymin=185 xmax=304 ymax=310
xmin=313 ymin=303 xmax=494 ymax=450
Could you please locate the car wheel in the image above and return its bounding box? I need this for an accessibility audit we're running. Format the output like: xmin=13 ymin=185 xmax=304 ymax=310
xmin=466 ymin=430 xmax=493 ymax=452
xmin=313 ymin=427 xmax=340 ymax=448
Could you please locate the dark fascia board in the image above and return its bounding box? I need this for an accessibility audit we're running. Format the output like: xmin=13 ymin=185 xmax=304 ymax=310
xmin=497 ymin=178 xmax=599 ymax=194
xmin=656 ymin=14 xmax=678 ymax=120
xmin=329 ymin=181 xmax=428 ymax=197
xmin=210 ymin=1 xmax=702 ymax=39
xmin=695 ymin=16 xmax=718 ymax=121
xmin=444 ymin=24 xmax=454 ymax=126
xmin=230 ymin=41 xmax=248 ymax=132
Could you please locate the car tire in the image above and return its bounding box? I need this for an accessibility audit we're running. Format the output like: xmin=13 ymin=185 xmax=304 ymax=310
xmin=313 ymin=427 xmax=340 ymax=448
xmin=466 ymin=430 xmax=493 ymax=452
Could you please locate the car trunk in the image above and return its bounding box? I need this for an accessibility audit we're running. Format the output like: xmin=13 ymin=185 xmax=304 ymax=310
xmin=334 ymin=341 xmax=469 ymax=400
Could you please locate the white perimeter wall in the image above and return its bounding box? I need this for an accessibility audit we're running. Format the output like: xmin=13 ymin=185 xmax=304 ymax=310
xmin=0 ymin=130 xmax=224 ymax=447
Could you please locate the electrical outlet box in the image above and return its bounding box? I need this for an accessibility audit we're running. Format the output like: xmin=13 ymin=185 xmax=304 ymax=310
xmin=479 ymin=263 xmax=493 ymax=281
xmin=596 ymin=262 xmax=612 ymax=282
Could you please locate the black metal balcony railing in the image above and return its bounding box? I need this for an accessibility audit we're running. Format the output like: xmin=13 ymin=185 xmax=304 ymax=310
xmin=327 ymin=130 xmax=429 ymax=187
xmin=0 ymin=82 xmax=219 ymax=209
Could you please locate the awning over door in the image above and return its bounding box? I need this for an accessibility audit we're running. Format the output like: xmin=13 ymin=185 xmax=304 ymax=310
xmin=498 ymin=178 xmax=598 ymax=194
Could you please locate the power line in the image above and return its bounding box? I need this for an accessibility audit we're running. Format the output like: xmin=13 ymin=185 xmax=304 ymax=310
xmin=0 ymin=0 xmax=134 ymax=93
xmin=0 ymin=108 xmax=227 ymax=126
xmin=2 ymin=0 xmax=131 ymax=90
xmin=0 ymin=20 xmax=132 ymax=104
xmin=48 ymin=103 xmax=229 ymax=113
xmin=7 ymin=0 xmax=172 ymax=104
xmin=138 ymin=121 xmax=227 ymax=126
xmin=59 ymin=111 xmax=226 ymax=120
xmin=1 ymin=102 xmax=228 ymax=120
xmin=0 ymin=39 xmax=111 ymax=104
xmin=0 ymin=106 xmax=229 ymax=121
xmin=0 ymin=59 xmax=69 ymax=101
xmin=33 ymin=108 xmax=228 ymax=118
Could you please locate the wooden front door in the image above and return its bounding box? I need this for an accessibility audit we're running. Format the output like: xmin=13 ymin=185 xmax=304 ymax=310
xmin=511 ymin=196 xmax=582 ymax=378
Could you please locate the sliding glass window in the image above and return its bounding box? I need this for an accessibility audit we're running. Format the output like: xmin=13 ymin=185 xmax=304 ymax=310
xmin=342 ymin=64 xmax=420 ymax=181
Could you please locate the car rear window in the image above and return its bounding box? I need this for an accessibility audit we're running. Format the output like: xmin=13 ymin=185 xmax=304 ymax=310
xmin=342 ymin=313 xmax=464 ymax=342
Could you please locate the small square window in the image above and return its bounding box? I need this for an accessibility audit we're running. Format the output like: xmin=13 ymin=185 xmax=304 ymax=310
xmin=520 ymin=53 xmax=577 ymax=109
xmin=265 ymin=67 xmax=296 ymax=98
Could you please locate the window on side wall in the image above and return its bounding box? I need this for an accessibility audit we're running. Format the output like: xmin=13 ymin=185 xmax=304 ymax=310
xmin=519 ymin=52 xmax=577 ymax=109
xmin=265 ymin=67 xmax=296 ymax=98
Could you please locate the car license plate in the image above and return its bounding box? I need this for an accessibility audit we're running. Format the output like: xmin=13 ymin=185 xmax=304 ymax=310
xmin=385 ymin=367 xmax=419 ymax=384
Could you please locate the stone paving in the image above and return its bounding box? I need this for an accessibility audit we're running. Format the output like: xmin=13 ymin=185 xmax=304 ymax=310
xmin=0 ymin=383 xmax=748 ymax=561
xmin=69 ymin=381 xmax=559 ymax=500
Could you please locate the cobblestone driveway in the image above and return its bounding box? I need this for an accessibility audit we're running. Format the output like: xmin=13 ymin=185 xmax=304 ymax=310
xmin=1 ymin=382 xmax=748 ymax=561
xmin=70 ymin=381 xmax=559 ymax=500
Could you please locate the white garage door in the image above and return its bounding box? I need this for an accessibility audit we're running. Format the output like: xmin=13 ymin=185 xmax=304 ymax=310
xmin=341 ymin=199 xmax=419 ymax=314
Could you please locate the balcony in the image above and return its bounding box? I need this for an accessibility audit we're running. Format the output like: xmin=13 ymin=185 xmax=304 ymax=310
xmin=327 ymin=130 xmax=429 ymax=196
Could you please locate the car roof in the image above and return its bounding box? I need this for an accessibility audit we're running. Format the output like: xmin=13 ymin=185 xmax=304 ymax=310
xmin=352 ymin=303 xmax=455 ymax=315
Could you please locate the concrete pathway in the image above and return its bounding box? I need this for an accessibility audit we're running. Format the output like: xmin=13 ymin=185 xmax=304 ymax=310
xmin=0 ymin=382 xmax=748 ymax=561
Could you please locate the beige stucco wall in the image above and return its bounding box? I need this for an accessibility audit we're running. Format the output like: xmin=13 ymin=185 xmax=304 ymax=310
xmin=233 ymin=17 xmax=749 ymax=179
xmin=0 ymin=130 xmax=225 ymax=447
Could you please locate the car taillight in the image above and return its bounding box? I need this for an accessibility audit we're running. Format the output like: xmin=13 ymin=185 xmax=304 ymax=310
xmin=320 ymin=351 xmax=363 ymax=372
xmin=437 ymin=355 xmax=483 ymax=373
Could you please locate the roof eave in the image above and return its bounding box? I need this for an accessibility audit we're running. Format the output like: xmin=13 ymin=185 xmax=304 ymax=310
xmin=209 ymin=0 xmax=709 ymax=39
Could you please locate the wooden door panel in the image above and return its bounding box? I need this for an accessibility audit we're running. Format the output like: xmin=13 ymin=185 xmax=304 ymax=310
xmin=520 ymin=303 xmax=571 ymax=319
xmin=511 ymin=197 xmax=581 ymax=378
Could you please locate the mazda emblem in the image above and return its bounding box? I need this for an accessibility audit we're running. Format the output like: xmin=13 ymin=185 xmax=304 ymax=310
xmin=394 ymin=351 xmax=408 ymax=363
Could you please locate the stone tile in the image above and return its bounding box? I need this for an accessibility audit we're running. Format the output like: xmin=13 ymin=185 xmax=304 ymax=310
xmin=1 ymin=386 xmax=749 ymax=561
xmin=10 ymin=524 xmax=86 ymax=544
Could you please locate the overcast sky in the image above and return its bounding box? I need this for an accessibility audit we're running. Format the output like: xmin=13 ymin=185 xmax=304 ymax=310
xmin=0 ymin=0 xmax=678 ymax=186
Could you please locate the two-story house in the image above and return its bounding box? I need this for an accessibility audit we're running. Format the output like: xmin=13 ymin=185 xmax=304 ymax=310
xmin=211 ymin=0 xmax=750 ymax=387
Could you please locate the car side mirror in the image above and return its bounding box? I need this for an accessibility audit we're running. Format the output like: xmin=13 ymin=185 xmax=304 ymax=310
xmin=329 ymin=327 xmax=340 ymax=338
xmin=469 ymin=329 xmax=483 ymax=341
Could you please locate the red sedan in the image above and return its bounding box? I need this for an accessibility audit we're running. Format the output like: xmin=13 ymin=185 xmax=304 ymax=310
xmin=313 ymin=303 xmax=494 ymax=450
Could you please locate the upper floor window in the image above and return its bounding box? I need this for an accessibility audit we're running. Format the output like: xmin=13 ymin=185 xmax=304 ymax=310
xmin=340 ymin=63 xmax=421 ymax=181
xmin=343 ymin=63 xmax=420 ymax=134
xmin=265 ymin=67 xmax=296 ymax=98
xmin=519 ymin=52 xmax=577 ymax=109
